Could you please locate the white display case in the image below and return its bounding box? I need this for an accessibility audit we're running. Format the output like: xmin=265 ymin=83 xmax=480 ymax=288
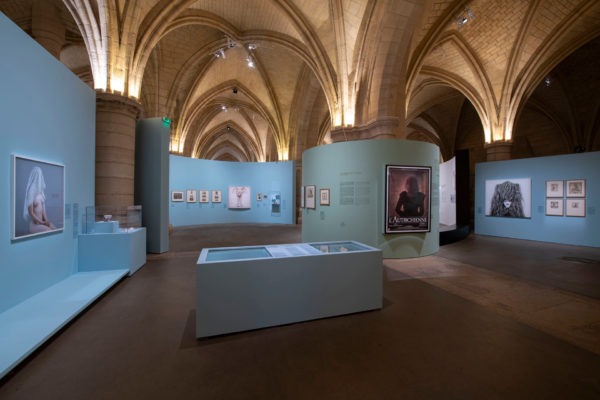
xmin=196 ymin=241 xmax=382 ymax=338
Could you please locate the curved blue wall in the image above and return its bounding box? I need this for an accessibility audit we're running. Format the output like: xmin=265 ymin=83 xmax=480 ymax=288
xmin=301 ymin=139 xmax=440 ymax=258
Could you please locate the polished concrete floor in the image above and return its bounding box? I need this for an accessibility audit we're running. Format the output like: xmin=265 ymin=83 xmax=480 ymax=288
xmin=1 ymin=225 xmax=600 ymax=399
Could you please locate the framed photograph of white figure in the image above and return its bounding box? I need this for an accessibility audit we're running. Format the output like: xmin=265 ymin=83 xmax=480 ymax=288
xmin=186 ymin=189 xmax=197 ymax=203
xmin=199 ymin=190 xmax=209 ymax=203
xmin=385 ymin=165 xmax=431 ymax=233
xmin=484 ymin=178 xmax=531 ymax=218
xmin=545 ymin=198 xmax=563 ymax=216
xmin=228 ymin=186 xmax=251 ymax=209
xmin=320 ymin=188 xmax=330 ymax=206
xmin=256 ymin=193 xmax=262 ymax=201
xmin=305 ymin=185 xmax=316 ymax=209
xmin=171 ymin=191 xmax=184 ymax=202
xmin=300 ymin=186 xmax=305 ymax=208
xmin=566 ymin=198 xmax=586 ymax=217
xmin=211 ymin=190 xmax=222 ymax=203
xmin=566 ymin=179 xmax=585 ymax=197
xmin=546 ymin=180 xmax=564 ymax=197
xmin=12 ymin=155 xmax=65 ymax=240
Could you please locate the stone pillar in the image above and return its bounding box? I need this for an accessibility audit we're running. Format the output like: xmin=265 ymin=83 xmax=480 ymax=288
xmin=31 ymin=0 xmax=65 ymax=59
xmin=485 ymin=141 xmax=512 ymax=161
xmin=95 ymin=92 xmax=143 ymax=207
xmin=329 ymin=117 xmax=401 ymax=142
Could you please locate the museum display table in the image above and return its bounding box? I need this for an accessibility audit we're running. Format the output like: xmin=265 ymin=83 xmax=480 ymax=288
xmin=196 ymin=241 xmax=382 ymax=338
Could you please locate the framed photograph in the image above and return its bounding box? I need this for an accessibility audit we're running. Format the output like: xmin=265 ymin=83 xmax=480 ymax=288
xmin=228 ymin=186 xmax=251 ymax=209
xmin=566 ymin=179 xmax=585 ymax=197
xmin=305 ymin=185 xmax=316 ymax=209
xmin=199 ymin=190 xmax=209 ymax=203
xmin=256 ymin=193 xmax=262 ymax=201
xmin=546 ymin=180 xmax=563 ymax=197
xmin=385 ymin=165 xmax=431 ymax=233
xmin=186 ymin=189 xmax=197 ymax=203
xmin=12 ymin=155 xmax=65 ymax=240
xmin=484 ymin=178 xmax=531 ymax=218
xmin=320 ymin=188 xmax=330 ymax=206
xmin=271 ymin=192 xmax=281 ymax=213
xmin=300 ymin=186 xmax=305 ymax=208
xmin=211 ymin=190 xmax=222 ymax=203
xmin=545 ymin=198 xmax=563 ymax=216
xmin=566 ymin=198 xmax=586 ymax=217
xmin=171 ymin=191 xmax=184 ymax=202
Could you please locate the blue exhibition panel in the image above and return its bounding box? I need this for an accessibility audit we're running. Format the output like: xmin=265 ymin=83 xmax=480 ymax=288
xmin=475 ymin=151 xmax=600 ymax=247
xmin=169 ymin=156 xmax=296 ymax=226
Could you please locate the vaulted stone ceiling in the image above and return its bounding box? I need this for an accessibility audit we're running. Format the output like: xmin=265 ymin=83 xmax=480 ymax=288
xmin=1 ymin=0 xmax=599 ymax=162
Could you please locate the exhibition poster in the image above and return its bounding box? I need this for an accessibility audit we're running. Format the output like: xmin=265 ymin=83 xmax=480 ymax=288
xmin=385 ymin=165 xmax=431 ymax=233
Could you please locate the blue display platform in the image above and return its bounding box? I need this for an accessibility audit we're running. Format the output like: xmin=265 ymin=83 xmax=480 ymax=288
xmin=78 ymin=227 xmax=147 ymax=276
xmin=0 ymin=270 xmax=127 ymax=379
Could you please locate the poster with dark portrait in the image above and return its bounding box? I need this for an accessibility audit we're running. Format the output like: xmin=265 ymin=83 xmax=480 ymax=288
xmin=385 ymin=165 xmax=431 ymax=233
xmin=12 ymin=155 xmax=65 ymax=240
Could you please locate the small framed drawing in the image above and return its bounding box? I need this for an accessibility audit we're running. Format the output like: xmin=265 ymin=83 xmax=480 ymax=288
xmin=300 ymin=186 xmax=305 ymax=208
xmin=186 ymin=189 xmax=197 ymax=202
xmin=319 ymin=188 xmax=330 ymax=206
xmin=211 ymin=190 xmax=222 ymax=203
xmin=256 ymin=193 xmax=262 ymax=201
xmin=12 ymin=155 xmax=65 ymax=240
xmin=546 ymin=180 xmax=563 ymax=197
xmin=566 ymin=179 xmax=585 ymax=197
xmin=171 ymin=191 xmax=184 ymax=202
xmin=566 ymin=198 xmax=586 ymax=217
xmin=545 ymin=198 xmax=563 ymax=216
xmin=199 ymin=190 xmax=209 ymax=203
xmin=305 ymin=185 xmax=316 ymax=209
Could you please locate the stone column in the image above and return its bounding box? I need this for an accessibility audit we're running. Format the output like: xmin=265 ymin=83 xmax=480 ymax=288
xmin=329 ymin=117 xmax=401 ymax=142
xmin=31 ymin=0 xmax=65 ymax=59
xmin=95 ymin=92 xmax=143 ymax=207
xmin=485 ymin=141 xmax=512 ymax=161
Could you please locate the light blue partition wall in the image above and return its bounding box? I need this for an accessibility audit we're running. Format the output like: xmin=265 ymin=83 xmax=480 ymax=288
xmin=135 ymin=118 xmax=169 ymax=253
xmin=475 ymin=151 xmax=600 ymax=247
xmin=0 ymin=12 xmax=96 ymax=313
xmin=169 ymin=156 xmax=296 ymax=226
xmin=301 ymin=139 xmax=439 ymax=258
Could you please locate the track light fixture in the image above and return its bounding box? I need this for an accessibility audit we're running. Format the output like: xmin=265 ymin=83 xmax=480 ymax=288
xmin=456 ymin=8 xmax=474 ymax=30
xmin=246 ymin=56 xmax=255 ymax=68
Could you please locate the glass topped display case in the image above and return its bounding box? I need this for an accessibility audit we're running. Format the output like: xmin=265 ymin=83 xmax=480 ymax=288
xmin=84 ymin=205 xmax=142 ymax=234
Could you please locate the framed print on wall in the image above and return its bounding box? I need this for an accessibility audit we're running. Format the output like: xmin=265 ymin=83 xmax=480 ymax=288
xmin=305 ymin=185 xmax=316 ymax=209
xmin=546 ymin=180 xmax=564 ymax=197
xmin=566 ymin=179 xmax=585 ymax=197
xmin=228 ymin=186 xmax=251 ymax=209
xmin=319 ymin=188 xmax=330 ymax=206
xmin=12 ymin=155 xmax=65 ymax=240
xmin=545 ymin=198 xmax=563 ymax=216
xmin=385 ymin=165 xmax=431 ymax=233
xmin=484 ymin=178 xmax=531 ymax=218
xmin=566 ymin=198 xmax=586 ymax=217
xmin=186 ymin=189 xmax=197 ymax=202
xmin=171 ymin=191 xmax=184 ymax=202
xmin=211 ymin=190 xmax=222 ymax=203
xmin=256 ymin=193 xmax=262 ymax=201
xmin=199 ymin=190 xmax=209 ymax=203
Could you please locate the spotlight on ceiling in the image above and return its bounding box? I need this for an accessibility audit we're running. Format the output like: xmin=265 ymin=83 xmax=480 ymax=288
xmin=247 ymin=44 xmax=257 ymax=51
xmin=246 ymin=57 xmax=255 ymax=68
xmin=456 ymin=8 xmax=474 ymax=30
xmin=221 ymin=105 xmax=227 ymax=111
xmin=544 ymin=77 xmax=551 ymax=87
xmin=226 ymin=36 xmax=236 ymax=49
xmin=233 ymin=87 xmax=238 ymax=94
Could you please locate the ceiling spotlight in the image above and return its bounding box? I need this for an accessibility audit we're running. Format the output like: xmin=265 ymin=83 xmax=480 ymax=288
xmin=226 ymin=36 xmax=236 ymax=49
xmin=246 ymin=57 xmax=255 ymax=68
xmin=456 ymin=8 xmax=474 ymax=30
xmin=221 ymin=105 xmax=227 ymax=111
xmin=233 ymin=87 xmax=238 ymax=94
xmin=544 ymin=77 xmax=551 ymax=87
xmin=226 ymin=125 xmax=231 ymax=131
xmin=247 ymin=44 xmax=257 ymax=51
xmin=219 ymin=48 xmax=226 ymax=59
xmin=466 ymin=8 xmax=474 ymax=20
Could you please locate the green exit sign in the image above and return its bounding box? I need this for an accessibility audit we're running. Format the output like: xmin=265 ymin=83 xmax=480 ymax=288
xmin=162 ymin=117 xmax=171 ymax=127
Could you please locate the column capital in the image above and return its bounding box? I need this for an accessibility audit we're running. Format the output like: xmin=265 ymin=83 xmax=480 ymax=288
xmin=96 ymin=91 xmax=144 ymax=119
xmin=330 ymin=117 xmax=400 ymax=142
xmin=485 ymin=141 xmax=512 ymax=161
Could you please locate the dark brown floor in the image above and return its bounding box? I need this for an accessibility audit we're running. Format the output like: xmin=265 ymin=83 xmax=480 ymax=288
xmin=1 ymin=225 xmax=600 ymax=399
